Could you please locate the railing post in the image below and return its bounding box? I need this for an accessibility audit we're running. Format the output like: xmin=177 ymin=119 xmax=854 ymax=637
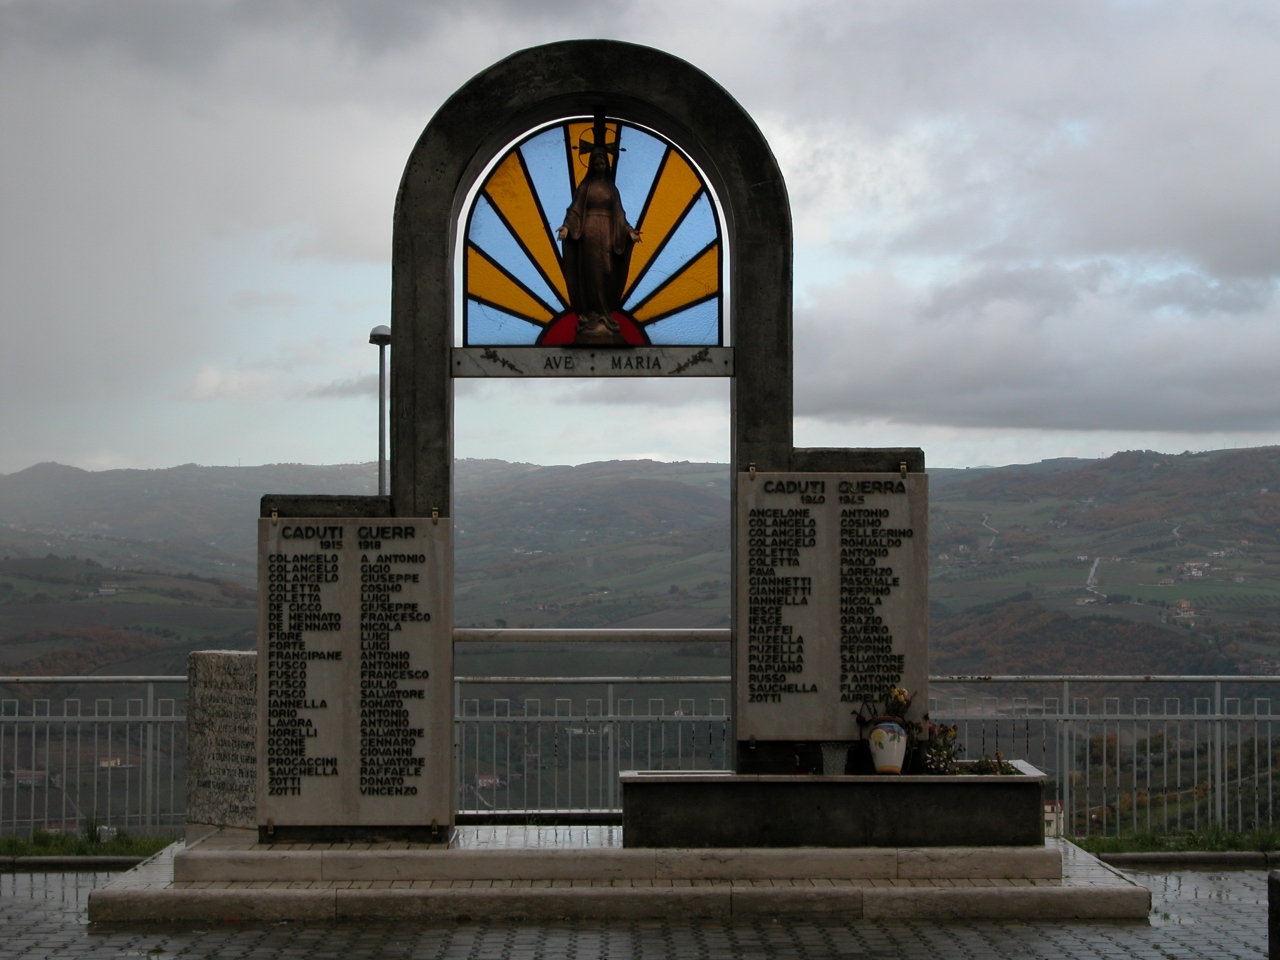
xmin=1061 ymin=679 xmax=1070 ymax=835
xmin=453 ymin=678 xmax=461 ymax=812
xmin=607 ymin=683 xmax=615 ymax=810
xmin=145 ymin=682 xmax=155 ymax=834
xmin=1215 ymin=680 xmax=1223 ymax=828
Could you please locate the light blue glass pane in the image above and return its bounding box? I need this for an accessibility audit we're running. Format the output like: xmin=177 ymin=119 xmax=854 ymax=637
xmin=624 ymin=192 xmax=716 ymax=310
xmin=614 ymin=126 xmax=668 ymax=227
xmin=520 ymin=127 xmax=572 ymax=255
xmin=467 ymin=195 xmax=562 ymax=310
xmin=642 ymin=298 xmax=719 ymax=345
xmin=466 ymin=300 xmax=543 ymax=345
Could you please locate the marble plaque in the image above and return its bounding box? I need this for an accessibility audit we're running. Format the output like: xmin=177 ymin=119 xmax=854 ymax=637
xmin=187 ymin=650 xmax=257 ymax=828
xmin=736 ymin=472 xmax=929 ymax=741
xmin=256 ymin=517 xmax=453 ymax=827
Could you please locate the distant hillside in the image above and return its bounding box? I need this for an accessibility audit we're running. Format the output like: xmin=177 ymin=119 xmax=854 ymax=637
xmin=0 ymin=458 xmax=729 ymax=562
xmin=0 ymin=460 xmax=379 ymax=560
xmin=452 ymin=460 xmax=729 ymax=629
xmin=936 ymin=446 xmax=1280 ymax=543
xmin=0 ymin=628 xmax=163 ymax=676
xmin=9 ymin=449 xmax=1280 ymax=677
xmin=931 ymin=599 xmax=1237 ymax=676
xmin=0 ymin=461 xmax=734 ymax=648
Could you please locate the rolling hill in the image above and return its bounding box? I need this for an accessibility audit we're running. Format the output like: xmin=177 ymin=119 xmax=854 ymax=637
xmin=7 ymin=448 xmax=1280 ymax=678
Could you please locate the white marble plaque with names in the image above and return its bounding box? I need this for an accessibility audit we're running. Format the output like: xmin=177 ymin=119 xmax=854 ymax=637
xmin=256 ymin=517 xmax=453 ymax=827
xmin=735 ymin=473 xmax=929 ymax=741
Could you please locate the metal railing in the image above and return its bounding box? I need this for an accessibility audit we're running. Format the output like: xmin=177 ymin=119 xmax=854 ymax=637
xmin=0 ymin=677 xmax=186 ymax=838
xmin=930 ymin=675 xmax=1280 ymax=837
xmin=6 ymin=673 xmax=1280 ymax=837
xmin=454 ymin=676 xmax=732 ymax=816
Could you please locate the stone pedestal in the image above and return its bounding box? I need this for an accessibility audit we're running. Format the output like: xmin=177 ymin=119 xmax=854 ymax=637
xmin=186 ymin=651 xmax=257 ymax=835
xmin=621 ymin=766 xmax=1045 ymax=848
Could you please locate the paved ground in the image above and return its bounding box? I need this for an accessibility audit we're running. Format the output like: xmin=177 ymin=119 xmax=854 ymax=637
xmin=0 ymin=866 xmax=1267 ymax=959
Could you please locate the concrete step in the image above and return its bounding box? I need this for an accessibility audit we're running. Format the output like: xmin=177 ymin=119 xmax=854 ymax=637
xmin=173 ymin=844 xmax=1063 ymax=883
xmin=90 ymin=842 xmax=1149 ymax=922
xmin=89 ymin=880 xmax=1150 ymax=922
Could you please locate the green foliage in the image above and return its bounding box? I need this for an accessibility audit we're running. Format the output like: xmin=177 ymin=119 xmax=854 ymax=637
xmin=1073 ymin=827 xmax=1280 ymax=854
xmin=967 ymin=753 xmax=1020 ymax=775
xmin=922 ymin=723 xmax=959 ymax=774
xmin=0 ymin=828 xmax=176 ymax=858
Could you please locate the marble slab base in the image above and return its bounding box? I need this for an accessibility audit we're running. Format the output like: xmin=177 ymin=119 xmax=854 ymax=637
xmin=87 ymin=835 xmax=1149 ymax=922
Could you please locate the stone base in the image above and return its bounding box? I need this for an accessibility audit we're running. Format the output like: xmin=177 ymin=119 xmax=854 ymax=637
xmin=87 ymin=830 xmax=1149 ymax=922
xmin=621 ymin=769 xmax=1046 ymax=848
xmin=170 ymin=841 xmax=1063 ymax=885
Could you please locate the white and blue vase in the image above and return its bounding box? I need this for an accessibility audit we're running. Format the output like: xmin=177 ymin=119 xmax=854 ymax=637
xmin=868 ymin=718 xmax=908 ymax=774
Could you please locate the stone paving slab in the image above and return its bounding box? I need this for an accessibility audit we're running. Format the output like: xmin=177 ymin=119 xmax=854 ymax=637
xmin=0 ymin=863 xmax=1268 ymax=959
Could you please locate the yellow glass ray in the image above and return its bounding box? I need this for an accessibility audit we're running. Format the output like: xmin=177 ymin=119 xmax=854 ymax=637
xmin=466 ymin=245 xmax=554 ymax=324
xmin=483 ymin=153 xmax=569 ymax=305
xmin=567 ymin=121 xmax=620 ymax=188
xmin=631 ymin=243 xmax=719 ymax=322
xmin=625 ymin=152 xmax=703 ymax=298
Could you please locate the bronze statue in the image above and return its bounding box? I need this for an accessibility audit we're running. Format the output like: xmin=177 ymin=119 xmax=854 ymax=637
xmin=557 ymin=117 xmax=640 ymax=345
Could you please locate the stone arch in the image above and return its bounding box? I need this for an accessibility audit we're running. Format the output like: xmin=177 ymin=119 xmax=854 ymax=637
xmin=389 ymin=40 xmax=793 ymax=518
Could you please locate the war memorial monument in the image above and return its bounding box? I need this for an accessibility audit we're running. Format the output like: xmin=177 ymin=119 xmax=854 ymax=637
xmin=89 ymin=40 xmax=1150 ymax=922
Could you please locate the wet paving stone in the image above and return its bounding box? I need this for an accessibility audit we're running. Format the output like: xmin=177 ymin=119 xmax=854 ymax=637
xmin=0 ymin=868 xmax=1268 ymax=959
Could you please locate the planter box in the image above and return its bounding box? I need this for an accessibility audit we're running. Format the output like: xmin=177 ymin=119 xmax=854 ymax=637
xmin=620 ymin=761 xmax=1046 ymax=848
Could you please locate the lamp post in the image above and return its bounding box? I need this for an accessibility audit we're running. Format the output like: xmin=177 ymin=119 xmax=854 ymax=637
xmin=369 ymin=325 xmax=391 ymax=496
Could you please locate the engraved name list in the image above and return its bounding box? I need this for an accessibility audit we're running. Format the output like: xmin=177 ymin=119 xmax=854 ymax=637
xmin=736 ymin=473 xmax=928 ymax=743
xmin=257 ymin=517 xmax=452 ymax=829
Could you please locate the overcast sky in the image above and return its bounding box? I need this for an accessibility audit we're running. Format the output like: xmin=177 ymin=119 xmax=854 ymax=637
xmin=3 ymin=0 xmax=1278 ymax=474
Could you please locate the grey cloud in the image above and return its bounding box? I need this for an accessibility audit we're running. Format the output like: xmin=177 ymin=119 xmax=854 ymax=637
xmin=794 ymin=263 xmax=1280 ymax=432
xmin=1132 ymin=273 xmax=1275 ymax=316
xmin=922 ymin=263 xmax=1106 ymax=322
xmin=308 ymin=373 xmax=379 ymax=398
xmin=728 ymin=3 xmax=1280 ymax=281
xmin=0 ymin=0 xmax=622 ymax=71
xmin=3 ymin=1 xmax=1280 ymax=473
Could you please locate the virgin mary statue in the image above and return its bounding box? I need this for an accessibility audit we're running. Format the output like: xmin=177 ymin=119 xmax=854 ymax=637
xmin=557 ymin=144 xmax=640 ymax=344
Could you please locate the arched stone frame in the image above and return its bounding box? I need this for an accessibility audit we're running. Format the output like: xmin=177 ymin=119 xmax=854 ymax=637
xmin=389 ymin=40 xmax=794 ymax=520
xmin=253 ymin=41 xmax=926 ymax=816
xmin=383 ymin=41 xmax=924 ymax=777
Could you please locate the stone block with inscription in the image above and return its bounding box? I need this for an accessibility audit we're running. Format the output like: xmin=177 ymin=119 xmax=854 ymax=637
xmin=187 ymin=650 xmax=257 ymax=829
xmin=257 ymin=518 xmax=452 ymax=838
xmin=736 ymin=473 xmax=929 ymax=746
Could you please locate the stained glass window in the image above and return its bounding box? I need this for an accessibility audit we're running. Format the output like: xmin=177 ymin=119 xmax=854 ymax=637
xmin=463 ymin=118 xmax=723 ymax=347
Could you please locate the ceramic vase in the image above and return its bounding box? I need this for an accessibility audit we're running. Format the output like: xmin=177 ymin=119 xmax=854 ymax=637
xmin=868 ymin=717 xmax=908 ymax=774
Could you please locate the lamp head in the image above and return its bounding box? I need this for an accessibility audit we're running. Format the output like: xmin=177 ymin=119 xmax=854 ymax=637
xmin=369 ymin=324 xmax=391 ymax=346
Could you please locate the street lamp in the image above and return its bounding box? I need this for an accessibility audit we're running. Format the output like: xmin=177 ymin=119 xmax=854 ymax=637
xmin=369 ymin=325 xmax=391 ymax=497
